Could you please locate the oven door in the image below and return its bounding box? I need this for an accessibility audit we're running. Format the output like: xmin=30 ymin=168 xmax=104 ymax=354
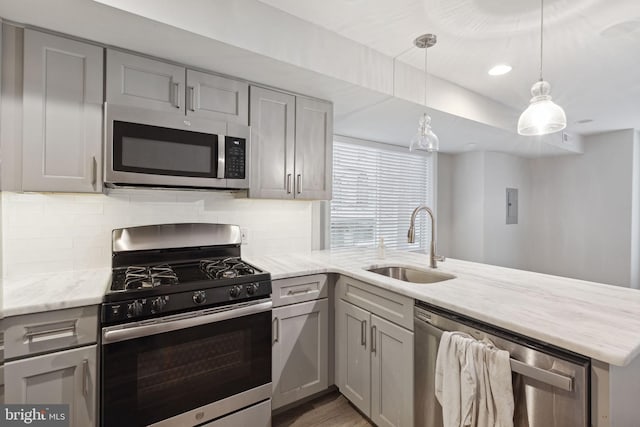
xmin=105 ymin=104 xmax=237 ymax=189
xmin=101 ymin=299 xmax=272 ymax=427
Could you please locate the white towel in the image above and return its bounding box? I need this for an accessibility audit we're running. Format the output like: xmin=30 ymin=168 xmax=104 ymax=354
xmin=435 ymin=332 xmax=514 ymax=427
xmin=481 ymin=339 xmax=514 ymax=427
xmin=435 ymin=331 xmax=477 ymax=427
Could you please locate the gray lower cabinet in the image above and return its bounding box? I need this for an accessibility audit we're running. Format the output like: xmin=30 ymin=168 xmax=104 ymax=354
xmin=370 ymin=313 xmax=413 ymax=427
xmin=336 ymin=277 xmax=414 ymax=427
xmin=249 ymin=86 xmax=332 ymax=200
xmin=271 ymin=274 xmax=330 ymax=410
xmin=272 ymin=298 xmax=329 ymax=410
xmin=336 ymin=299 xmax=371 ymax=415
xmin=22 ymin=29 xmax=103 ymax=192
xmin=0 ymin=364 xmax=5 ymax=404
xmin=5 ymin=344 xmax=97 ymax=427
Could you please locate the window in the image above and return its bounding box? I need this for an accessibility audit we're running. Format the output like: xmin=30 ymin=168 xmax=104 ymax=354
xmin=330 ymin=137 xmax=435 ymax=251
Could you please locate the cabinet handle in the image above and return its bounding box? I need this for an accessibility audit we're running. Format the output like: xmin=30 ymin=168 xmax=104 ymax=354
xmin=286 ymin=174 xmax=292 ymax=194
xmin=297 ymin=174 xmax=302 ymax=194
xmin=173 ymin=82 xmax=181 ymax=109
xmin=82 ymin=359 xmax=89 ymax=397
xmin=273 ymin=317 xmax=279 ymax=343
xmin=188 ymin=86 xmax=196 ymax=111
xmin=23 ymin=323 xmax=77 ymax=341
xmin=360 ymin=320 xmax=367 ymax=347
xmin=90 ymin=156 xmax=97 ymax=188
xmin=371 ymin=325 xmax=377 ymax=354
xmin=287 ymin=288 xmax=311 ymax=295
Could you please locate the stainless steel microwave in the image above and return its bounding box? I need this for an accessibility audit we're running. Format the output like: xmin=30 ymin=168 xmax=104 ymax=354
xmin=104 ymin=104 xmax=250 ymax=190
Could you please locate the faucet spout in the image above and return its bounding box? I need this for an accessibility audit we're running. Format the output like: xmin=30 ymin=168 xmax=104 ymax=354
xmin=407 ymin=205 xmax=445 ymax=268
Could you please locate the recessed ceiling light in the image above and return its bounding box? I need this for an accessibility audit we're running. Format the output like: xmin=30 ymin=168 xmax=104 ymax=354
xmin=488 ymin=64 xmax=512 ymax=76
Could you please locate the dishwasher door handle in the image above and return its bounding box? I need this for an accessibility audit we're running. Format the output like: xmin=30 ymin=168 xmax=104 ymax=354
xmin=415 ymin=315 xmax=575 ymax=392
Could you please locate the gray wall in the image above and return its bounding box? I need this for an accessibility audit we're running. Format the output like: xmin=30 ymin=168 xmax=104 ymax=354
xmin=438 ymin=129 xmax=640 ymax=288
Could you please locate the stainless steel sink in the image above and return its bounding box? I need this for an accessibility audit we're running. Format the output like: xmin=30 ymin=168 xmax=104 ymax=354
xmin=367 ymin=266 xmax=456 ymax=284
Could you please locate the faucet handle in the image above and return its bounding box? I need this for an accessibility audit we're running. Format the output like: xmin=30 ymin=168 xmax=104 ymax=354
xmin=434 ymin=255 xmax=446 ymax=262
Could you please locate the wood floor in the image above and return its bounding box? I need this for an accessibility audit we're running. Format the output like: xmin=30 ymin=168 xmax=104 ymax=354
xmin=272 ymin=392 xmax=373 ymax=427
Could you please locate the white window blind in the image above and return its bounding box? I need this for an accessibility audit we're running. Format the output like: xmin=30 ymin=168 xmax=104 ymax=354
xmin=330 ymin=139 xmax=434 ymax=251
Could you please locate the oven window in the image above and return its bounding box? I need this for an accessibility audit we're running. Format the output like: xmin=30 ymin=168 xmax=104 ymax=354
xmin=102 ymin=310 xmax=271 ymax=426
xmin=113 ymin=121 xmax=218 ymax=178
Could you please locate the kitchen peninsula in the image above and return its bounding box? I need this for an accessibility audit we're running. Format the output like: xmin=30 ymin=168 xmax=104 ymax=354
xmin=4 ymin=247 xmax=639 ymax=426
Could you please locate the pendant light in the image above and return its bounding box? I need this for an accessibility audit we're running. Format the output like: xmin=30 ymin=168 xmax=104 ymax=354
xmin=410 ymin=33 xmax=439 ymax=152
xmin=517 ymin=0 xmax=567 ymax=136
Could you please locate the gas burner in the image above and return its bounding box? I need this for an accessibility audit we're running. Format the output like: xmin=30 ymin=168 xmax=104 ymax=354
xmin=124 ymin=265 xmax=179 ymax=289
xmin=200 ymin=257 xmax=256 ymax=280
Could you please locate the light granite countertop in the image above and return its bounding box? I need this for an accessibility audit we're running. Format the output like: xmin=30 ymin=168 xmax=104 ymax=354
xmin=246 ymin=248 xmax=640 ymax=367
xmin=4 ymin=248 xmax=640 ymax=367
xmin=2 ymin=268 xmax=111 ymax=317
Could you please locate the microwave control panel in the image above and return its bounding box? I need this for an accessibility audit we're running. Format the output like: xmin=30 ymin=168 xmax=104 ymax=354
xmin=225 ymin=137 xmax=246 ymax=179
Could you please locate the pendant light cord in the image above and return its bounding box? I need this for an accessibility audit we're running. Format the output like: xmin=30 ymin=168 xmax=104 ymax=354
xmin=539 ymin=0 xmax=544 ymax=81
xmin=424 ymin=45 xmax=428 ymax=107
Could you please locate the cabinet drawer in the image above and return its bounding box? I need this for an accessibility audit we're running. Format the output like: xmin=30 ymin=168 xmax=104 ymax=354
xmin=336 ymin=276 xmax=413 ymax=331
xmin=4 ymin=306 xmax=98 ymax=360
xmin=272 ymin=274 xmax=328 ymax=307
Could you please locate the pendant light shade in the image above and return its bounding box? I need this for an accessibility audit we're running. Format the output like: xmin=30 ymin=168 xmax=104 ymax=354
xmin=410 ymin=33 xmax=439 ymax=152
xmin=517 ymin=80 xmax=566 ymax=135
xmin=410 ymin=113 xmax=439 ymax=152
xmin=518 ymin=0 xmax=566 ymax=136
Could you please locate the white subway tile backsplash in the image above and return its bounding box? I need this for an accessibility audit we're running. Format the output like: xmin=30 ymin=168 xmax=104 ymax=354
xmin=2 ymin=190 xmax=313 ymax=278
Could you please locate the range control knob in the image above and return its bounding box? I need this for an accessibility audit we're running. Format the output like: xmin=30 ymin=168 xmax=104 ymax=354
xmin=246 ymin=283 xmax=259 ymax=295
xmin=127 ymin=300 xmax=143 ymax=318
xmin=151 ymin=297 xmax=167 ymax=313
xmin=193 ymin=291 xmax=207 ymax=305
xmin=229 ymin=285 xmax=243 ymax=298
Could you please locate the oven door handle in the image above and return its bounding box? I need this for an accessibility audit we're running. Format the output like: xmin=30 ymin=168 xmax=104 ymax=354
xmin=103 ymin=299 xmax=272 ymax=344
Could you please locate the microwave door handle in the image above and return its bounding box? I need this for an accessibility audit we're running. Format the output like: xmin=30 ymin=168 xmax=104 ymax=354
xmin=217 ymin=135 xmax=226 ymax=179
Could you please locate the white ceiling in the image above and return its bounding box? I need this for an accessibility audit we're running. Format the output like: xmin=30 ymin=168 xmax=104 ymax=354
xmin=259 ymin=0 xmax=640 ymax=136
xmin=1 ymin=0 xmax=637 ymax=156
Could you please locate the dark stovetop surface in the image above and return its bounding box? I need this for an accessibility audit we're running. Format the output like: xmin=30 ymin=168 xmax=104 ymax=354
xmin=104 ymin=257 xmax=270 ymax=303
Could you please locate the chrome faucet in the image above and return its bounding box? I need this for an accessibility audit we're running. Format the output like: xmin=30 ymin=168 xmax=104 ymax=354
xmin=408 ymin=205 xmax=445 ymax=268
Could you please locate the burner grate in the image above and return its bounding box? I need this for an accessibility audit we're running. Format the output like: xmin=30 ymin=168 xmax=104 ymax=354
xmin=200 ymin=257 xmax=256 ymax=280
xmin=124 ymin=265 xmax=179 ymax=289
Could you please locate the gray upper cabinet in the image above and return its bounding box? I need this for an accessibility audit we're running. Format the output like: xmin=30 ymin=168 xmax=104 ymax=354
xmin=295 ymin=97 xmax=333 ymax=200
xmin=186 ymin=69 xmax=248 ymax=125
xmin=249 ymin=86 xmax=296 ymax=199
xmin=106 ymin=49 xmax=185 ymax=112
xmin=249 ymin=86 xmax=332 ymax=200
xmin=107 ymin=50 xmax=248 ymax=125
xmin=22 ymin=29 xmax=103 ymax=192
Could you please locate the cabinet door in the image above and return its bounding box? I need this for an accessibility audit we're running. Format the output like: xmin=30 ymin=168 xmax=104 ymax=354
xmin=294 ymin=97 xmax=332 ymax=200
xmin=249 ymin=86 xmax=295 ymax=199
xmin=371 ymin=314 xmax=414 ymax=427
xmin=5 ymin=345 xmax=97 ymax=427
xmin=22 ymin=30 xmax=103 ymax=192
xmin=186 ymin=69 xmax=248 ymax=125
xmin=272 ymin=299 xmax=329 ymax=409
xmin=0 ymin=365 xmax=4 ymax=404
xmin=106 ymin=49 xmax=185 ymax=112
xmin=336 ymin=300 xmax=371 ymax=416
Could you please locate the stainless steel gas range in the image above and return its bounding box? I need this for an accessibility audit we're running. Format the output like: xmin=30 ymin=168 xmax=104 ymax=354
xmin=100 ymin=223 xmax=272 ymax=427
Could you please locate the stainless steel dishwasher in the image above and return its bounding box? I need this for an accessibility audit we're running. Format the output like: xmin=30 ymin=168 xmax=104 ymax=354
xmin=415 ymin=301 xmax=590 ymax=427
